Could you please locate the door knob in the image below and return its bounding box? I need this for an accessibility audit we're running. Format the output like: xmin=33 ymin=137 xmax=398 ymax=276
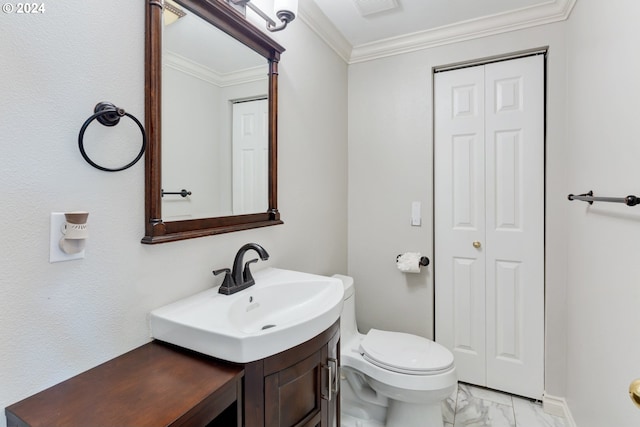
xmin=630 ymin=379 xmax=640 ymax=408
xmin=473 ymin=241 xmax=482 ymax=249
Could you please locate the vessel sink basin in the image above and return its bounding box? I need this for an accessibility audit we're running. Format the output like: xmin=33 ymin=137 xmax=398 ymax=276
xmin=149 ymin=268 xmax=344 ymax=363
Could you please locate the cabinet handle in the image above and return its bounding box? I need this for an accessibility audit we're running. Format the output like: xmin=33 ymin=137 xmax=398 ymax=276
xmin=321 ymin=358 xmax=339 ymax=401
xmin=321 ymin=364 xmax=332 ymax=401
xmin=329 ymin=358 xmax=339 ymax=397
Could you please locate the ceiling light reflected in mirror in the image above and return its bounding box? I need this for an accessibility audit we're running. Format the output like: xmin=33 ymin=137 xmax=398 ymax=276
xmin=228 ymin=0 xmax=298 ymax=32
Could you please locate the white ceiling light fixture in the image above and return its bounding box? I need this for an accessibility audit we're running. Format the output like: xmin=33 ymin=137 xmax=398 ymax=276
xmin=352 ymin=0 xmax=399 ymax=17
xmin=229 ymin=0 xmax=298 ymax=32
xmin=164 ymin=0 xmax=186 ymax=26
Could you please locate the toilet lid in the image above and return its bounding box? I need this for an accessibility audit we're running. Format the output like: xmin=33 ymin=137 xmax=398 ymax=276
xmin=359 ymin=329 xmax=454 ymax=375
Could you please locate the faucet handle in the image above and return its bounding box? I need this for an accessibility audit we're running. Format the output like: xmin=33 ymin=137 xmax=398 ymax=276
xmin=213 ymin=268 xmax=230 ymax=276
xmin=243 ymin=259 xmax=259 ymax=287
xmin=213 ymin=268 xmax=236 ymax=293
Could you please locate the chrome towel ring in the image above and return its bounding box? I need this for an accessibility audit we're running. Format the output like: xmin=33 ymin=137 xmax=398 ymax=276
xmin=78 ymin=102 xmax=146 ymax=172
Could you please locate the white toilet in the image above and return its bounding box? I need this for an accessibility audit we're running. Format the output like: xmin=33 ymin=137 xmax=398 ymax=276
xmin=334 ymin=274 xmax=457 ymax=427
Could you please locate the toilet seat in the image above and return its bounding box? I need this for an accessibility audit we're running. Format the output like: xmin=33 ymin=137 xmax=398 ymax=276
xmin=359 ymin=329 xmax=454 ymax=375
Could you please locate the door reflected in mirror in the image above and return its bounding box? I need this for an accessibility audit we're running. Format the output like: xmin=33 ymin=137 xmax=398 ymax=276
xmin=162 ymin=4 xmax=268 ymax=220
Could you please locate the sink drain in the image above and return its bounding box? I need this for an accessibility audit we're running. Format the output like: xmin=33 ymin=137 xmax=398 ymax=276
xmin=261 ymin=324 xmax=276 ymax=330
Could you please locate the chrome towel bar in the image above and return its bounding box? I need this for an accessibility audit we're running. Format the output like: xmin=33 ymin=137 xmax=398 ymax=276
xmin=567 ymin=190 xmax=640 ymax=206
xmin=161 ymin=189 xmax=192 ymax=198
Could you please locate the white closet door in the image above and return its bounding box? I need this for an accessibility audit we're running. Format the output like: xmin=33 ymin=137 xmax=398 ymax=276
xmin=435 ymin=55 xmax=544 ymax=399
xmin=434 ymin=65 xmax=487 ymax=387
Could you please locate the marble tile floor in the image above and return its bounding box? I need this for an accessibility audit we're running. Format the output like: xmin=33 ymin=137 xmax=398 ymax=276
xmin=443 ymin=383 xmax=567 ymax=427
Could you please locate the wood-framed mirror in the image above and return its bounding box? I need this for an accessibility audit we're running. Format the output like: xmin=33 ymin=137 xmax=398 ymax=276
xmin=143 ymin=0 xmax=285 ymax=244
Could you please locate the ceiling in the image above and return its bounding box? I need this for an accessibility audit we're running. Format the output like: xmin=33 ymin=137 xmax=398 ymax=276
xmin=303 ymin=0 xmax=575 ymax=62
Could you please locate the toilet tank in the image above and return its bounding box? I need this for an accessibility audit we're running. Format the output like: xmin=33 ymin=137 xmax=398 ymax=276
xmin=332 ymin=274 xmax=358 ymax=341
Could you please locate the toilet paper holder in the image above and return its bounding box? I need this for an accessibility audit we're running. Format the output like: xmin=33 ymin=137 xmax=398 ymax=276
xmin=396 ymin=254 xmax=430 ymax=266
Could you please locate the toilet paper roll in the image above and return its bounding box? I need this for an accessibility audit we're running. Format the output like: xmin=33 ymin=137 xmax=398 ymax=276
xmin=396 ymin=252 xmax=422 ymax=273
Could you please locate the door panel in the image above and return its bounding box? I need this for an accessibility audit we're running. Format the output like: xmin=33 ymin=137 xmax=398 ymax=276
xmin=494 ymin=260 xmax=522 ymax=360
xmin=435 ymin=66 xmax=487 ymax=386
xmin=484 ymin=55 xmax=544 ymax=399
xmin=452 ymin=134 xmax=480 ymax=229
xmin=451 ymin=256 xmax=485 ymax=384
xmin=493 ymin=130 xmax=522 ymax=230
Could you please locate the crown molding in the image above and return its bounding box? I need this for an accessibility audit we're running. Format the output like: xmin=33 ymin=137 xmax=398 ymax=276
xmin=164 ymin=50 xmax=267 ymax=87
xmin=298 ymin=0 xmax=352 ymax=63
xmin=350 ymin=0 xmax=575 ymax=63
xmin=303 ymin=0 xmax=575 ymax=65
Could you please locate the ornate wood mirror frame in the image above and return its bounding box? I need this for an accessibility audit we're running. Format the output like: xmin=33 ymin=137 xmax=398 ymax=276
xmin=143 ymin=0 xmax=285 ymax=244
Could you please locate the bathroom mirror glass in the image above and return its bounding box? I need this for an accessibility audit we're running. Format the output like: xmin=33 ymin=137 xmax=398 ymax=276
xmin=144 ymin=0 xmax=285 ymax=244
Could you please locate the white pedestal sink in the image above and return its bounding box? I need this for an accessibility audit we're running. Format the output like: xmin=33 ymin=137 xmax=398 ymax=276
xmin=149 ymin=268 xmax=344 ymax=363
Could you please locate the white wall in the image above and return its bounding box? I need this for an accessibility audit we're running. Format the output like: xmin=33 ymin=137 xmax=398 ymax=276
xmin=564 ymin=1 xmax=640 ymax=425
xmin=0 ymin=2 xmax=347 ymax=425
xmin=348 ymin=23 xmax=570 ymax=396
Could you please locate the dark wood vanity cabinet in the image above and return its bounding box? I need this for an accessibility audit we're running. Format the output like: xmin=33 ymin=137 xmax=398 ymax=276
xmin=5 ymin=322 xmax=340 ymax=427
xmin=243 ymin=320 xmax=340 ymax=427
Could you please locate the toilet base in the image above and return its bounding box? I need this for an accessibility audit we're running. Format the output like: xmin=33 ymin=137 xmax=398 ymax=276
xmin=342 ymin=401 xmax=445 ymax=427
xmin=386 ymin=399 xmax=444 ymax=427
xmin=341 ymin=413 xmax=385 ymax=427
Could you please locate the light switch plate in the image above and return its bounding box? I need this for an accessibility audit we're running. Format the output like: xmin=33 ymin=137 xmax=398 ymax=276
xmin=411 ymin=201 xmax=421 ymax=226
xmin=50 ymin=212 xmax=85 ymax=263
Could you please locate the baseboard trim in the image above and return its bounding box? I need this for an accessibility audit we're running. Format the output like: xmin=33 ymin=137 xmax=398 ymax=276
xmin=543 ymin=393 xmax=577 ymax=427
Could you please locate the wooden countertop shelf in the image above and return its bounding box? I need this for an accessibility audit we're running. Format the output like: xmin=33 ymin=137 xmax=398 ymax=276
xmin=5 ymin=341 xmax=243 ymax=427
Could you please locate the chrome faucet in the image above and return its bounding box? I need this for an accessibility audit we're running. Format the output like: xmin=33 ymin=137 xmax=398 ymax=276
xmin=213 ymin=243 xmax=269 ymax=295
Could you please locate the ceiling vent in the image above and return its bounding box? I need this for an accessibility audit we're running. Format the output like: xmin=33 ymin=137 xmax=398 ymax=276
xmin=352 ymin=0 xmax=399 ymax=17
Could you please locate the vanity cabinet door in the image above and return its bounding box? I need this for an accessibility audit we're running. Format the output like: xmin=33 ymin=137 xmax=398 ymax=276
xmin=264 ymin=348 xmax=323 ymax=426
xmin=243 ymin=321 xmax=340 ymax=427
xmin=263 ymin=328 xmax=340 ymax=427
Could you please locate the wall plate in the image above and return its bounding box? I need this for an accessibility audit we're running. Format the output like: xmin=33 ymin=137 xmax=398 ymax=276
xmin=50 ymin=212 xmax=85 ymax=263
xmin=411 ymin=201 xmax=421 ymax=226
